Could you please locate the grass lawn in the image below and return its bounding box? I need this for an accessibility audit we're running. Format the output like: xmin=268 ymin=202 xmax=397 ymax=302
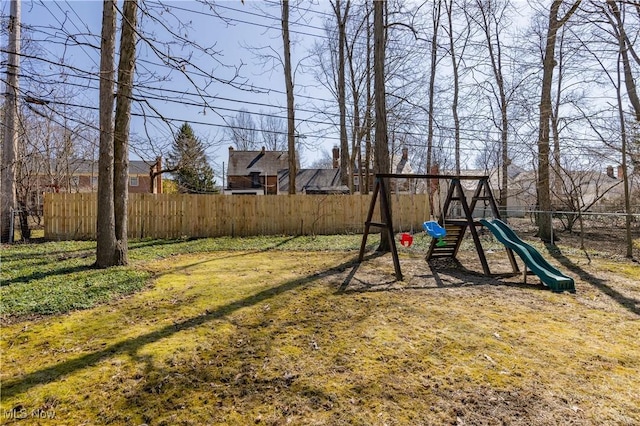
xmin=1 ymin=235 xmax=639 ymax=425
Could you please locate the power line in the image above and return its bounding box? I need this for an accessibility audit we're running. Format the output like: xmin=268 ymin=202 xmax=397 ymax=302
xmin=26 ymin=95 xmax=625 ymax=162
xmin=10 ymin=1 xmax=635 ymax=164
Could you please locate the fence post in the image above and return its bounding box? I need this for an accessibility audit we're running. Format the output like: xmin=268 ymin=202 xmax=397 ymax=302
xmin=550 ymin=209 xmax=554 ymax=246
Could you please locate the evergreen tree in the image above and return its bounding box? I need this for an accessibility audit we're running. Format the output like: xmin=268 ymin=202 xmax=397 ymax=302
xmin=168 ymin=123 xmax=216 ymax=193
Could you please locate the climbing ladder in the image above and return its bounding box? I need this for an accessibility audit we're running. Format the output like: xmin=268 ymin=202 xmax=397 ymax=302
xmin=426 ymin=177 xmax=519 ymax=275
xmin=358 ymin=173 xmax=519 ymax=280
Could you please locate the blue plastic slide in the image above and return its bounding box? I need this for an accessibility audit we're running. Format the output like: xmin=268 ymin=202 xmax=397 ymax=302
xmin=479 ymin=219 xmax=575 ymax=293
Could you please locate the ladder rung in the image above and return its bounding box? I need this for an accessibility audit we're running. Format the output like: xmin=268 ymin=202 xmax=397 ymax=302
xmin=366 ymin=221 xmax=387 ymax=228
xmin=430 ymin=253 xmax=455 ymax=257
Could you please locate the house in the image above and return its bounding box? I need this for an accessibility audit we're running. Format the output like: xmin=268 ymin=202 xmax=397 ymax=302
xmin=438 ymin=164 xmax=633 ymax=218
xmin=225 ymin=146 xmax=290 ymax=195
xmin=279 ymin=146 xmax=349 ymax=194
xmin=277 ymin=145 xmax=419 ymax=194
xmin=46 ymin=158 xmax=163 ymax=194
xmin=27 ymin=157 xmax=162 ymax=215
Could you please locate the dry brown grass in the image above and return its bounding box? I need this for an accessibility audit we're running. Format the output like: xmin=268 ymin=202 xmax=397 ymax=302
xmin=1 ymin=243 xmax=639 ymax=425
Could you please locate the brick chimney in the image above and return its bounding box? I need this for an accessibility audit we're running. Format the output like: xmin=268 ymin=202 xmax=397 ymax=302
xmin=149 ymin=157 xmax=163 ymax=194
xmin=402 ymin=146 xmax=408 ymax=160
xmin=261 ymin=146 xmax=266 ymax=154
xmin=155 ymin=157 xmax=162 ymax=193
xmin=429 ymin=163 xmax=439 ymax=193
xmin=607 ymin=165 xmax=614 ymax=178
xmin=332 ymin=145 xmax=339 ymax=169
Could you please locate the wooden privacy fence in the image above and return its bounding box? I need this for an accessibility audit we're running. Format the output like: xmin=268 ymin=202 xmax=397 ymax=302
xmin=44 ymin=192 xmax=431 ymax=240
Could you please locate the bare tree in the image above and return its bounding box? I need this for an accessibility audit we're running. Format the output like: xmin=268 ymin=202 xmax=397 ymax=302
xmin=363 ymin=3 xmax=373 ymax=194
xmin=15 ymin=91 xmax=99 ymax=238
xmin=310 ymin=149 xmax=335 ymax=169
xmin=282 ymin=0 xmax=297 ymax=194
xmin=605 ymin=0 xmax=640 ymax=122
xmin=259 ymin=114 xmax=286 ymax=151
xmin=112 ymin=0 xmax=138 ymax=266
xmin=1 ymin=0 xmax=20 ymax=243
xmin=444 ymin=0 xmax=465 ymax=175
xmin=96 ymin=0 xmax=138 ymax=267
xmin=96 ymin=0 xmax=117 ymax=268
xmin=469 ymin=0 xmax=515 ymax=216
xmin=537 ymin=0 xmax=582 ymax=243
xmin=374 ymin=0 xmax=391 ymax=251
xmin=310 ymin=1 xmax=372 ymax=193
xmin=331 ymin=0 xmax=351 ymax=189
xmin=345 ymin=4 xmax=371 ymax=195
xmin=426 ymin=0 xmax=442 ymax=176
xmin=608 ymin=0 xmax=638 ymax=259
xmin=586 ymin=0 xmax=640 ymax=257
xmin=228 ymin=109 xmax=259 ymax=150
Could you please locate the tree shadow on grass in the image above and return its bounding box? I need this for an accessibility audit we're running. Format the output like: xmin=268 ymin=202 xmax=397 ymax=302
xmin=128 ymin=235 xmax=300 ymax=253
xmin=146 ymin=236 xmax=306 ymax=279
xmin=2 ymin=237 xmax=303 ymax=288
xmin=1 ymin=256 xmax=359 ymax=400
xmin=545 ymin=245 xmax=640 ymax=316
xmin=1 ymin=264 xmax=96 ymax=287
xmin=338 ymin=253 xmax=546 ymax=293
xmin=427 ymin=261 xmax=547 ymax=292
xmin=336 ymin=251 xmax=387 ymax=293
xmin=0 ymin=246 xmax=93 ymax=262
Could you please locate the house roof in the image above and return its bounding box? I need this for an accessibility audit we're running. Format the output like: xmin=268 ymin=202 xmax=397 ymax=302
xmin=278 ymin=168 xmax=349 ymax=194
xmin=42 ymin=159 xmax=155 ymax=175
xmin=227 ymin=147 xmax=289 ymax=176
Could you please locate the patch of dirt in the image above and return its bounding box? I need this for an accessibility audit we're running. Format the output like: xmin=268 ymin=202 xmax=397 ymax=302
xmin=336 ymin=242 xmax=639 ymax=425
xmin=433 ymin=385 xmax=586 ymax=426
xmin=349 ymin=223 xmax=640 ymax=320
xmin=350 ymin=249 xmax=639 ymax=318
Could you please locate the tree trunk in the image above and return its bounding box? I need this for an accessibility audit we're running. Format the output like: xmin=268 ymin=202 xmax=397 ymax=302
xmin=333 ymin=0 xmax=350 ymax=189
xmin=364 ymin=2 xmax=372 ymax=195
xmin=536 ymin=0 xmax=581 ymax=243
xmin=551 ymin=28 xmax=566 ymax=203
xmin=282 ymin=0 xmax=296 ymax=194
xmin=445 ymin=0 xmax=461 ymax=175
xmin=606 ymin=0 xmax=640 ymax=122
xmin=96 ymin=0 xmax=117 ymax=268
xmin=113 ymin=0 xmax=138 ymax=266
xmin=1 ymin=0 xmax=20 ymax=243
xmin=426 ymin=0 xmax=442 ymax=177
xmin=349 ymin=63 xmax=361 ymax=194
xmin=476 ymin=0 xmax=509 ymax=217
xmin=374 ymin=0 xmax=391 ymax=252
xmin=610 ymin=5 xmax=634 ymax=258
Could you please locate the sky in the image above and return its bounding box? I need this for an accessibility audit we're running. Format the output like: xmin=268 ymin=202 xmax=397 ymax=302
xmin=12 ymin=0 xmax=340 ymax=181
xmin=9 ymin=0 xmax=626 ymax=181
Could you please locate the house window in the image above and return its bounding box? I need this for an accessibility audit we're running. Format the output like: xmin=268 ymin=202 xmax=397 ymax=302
xmin=70 ymin=176 xmax=80 ymax=187
xmin=250 ymin=172 xmax=261 ymax=188
xmin=130 ymin=176 xmax=139 ymax=187
xmin=92 ymin=176 xmax=98 ymax=188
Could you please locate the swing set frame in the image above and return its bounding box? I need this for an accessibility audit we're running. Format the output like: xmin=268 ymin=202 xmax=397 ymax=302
xmin=358 ymin=173 xmax=519 ymax=281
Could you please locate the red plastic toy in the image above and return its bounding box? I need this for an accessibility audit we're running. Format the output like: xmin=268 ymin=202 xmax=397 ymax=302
xmin=399 ymin=232 xmax=413 ymax=247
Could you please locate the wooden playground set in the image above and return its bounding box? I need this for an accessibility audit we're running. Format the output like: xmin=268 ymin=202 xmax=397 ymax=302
xmin=358 ymin=173 xmax=575 ymax=293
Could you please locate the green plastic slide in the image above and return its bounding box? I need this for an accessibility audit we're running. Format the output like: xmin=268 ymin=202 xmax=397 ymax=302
xmin=479 ymin=219 xmax=575 ymax=293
